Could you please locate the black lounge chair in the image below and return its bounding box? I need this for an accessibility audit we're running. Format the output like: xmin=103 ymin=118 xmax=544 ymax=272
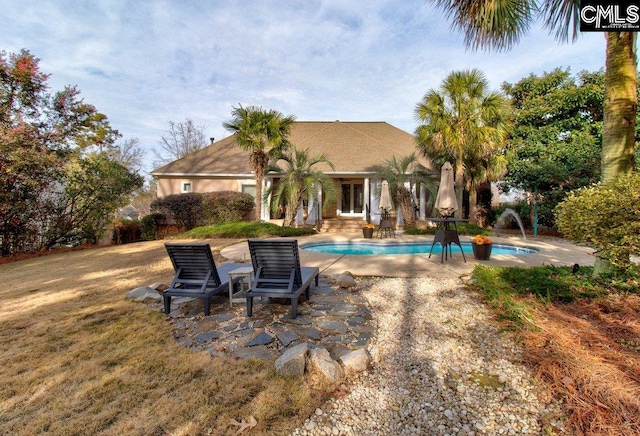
xmin=163 ymin=243 xmax=245 ymax=316
xmin=246 ymin=238 xmax=319 ymax=319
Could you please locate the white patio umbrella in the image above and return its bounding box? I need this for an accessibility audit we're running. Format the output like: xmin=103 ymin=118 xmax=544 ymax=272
xmin=379 ymin=180 xmax=393 ymax=213
xmin=434 ymin=162 xmax=457 ymax=217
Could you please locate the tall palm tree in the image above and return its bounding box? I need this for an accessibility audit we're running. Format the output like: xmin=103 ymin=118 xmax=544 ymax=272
xmin=376 ymin=153 xmax=435 ymax=229
xmin=266 ymin=146 xmax=338 ymax=227
xmin=414 ymin=69 xmax=510 ymax=219
xmin=223 ymin=105 xmax=296 ymax=221
xmin=429 ymin=0 xmax=637 ymax=274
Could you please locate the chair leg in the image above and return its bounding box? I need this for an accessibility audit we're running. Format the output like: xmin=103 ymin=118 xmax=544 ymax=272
xmin=204 ymin=298 xmax=211 ymax=316
xmin=291 ymin=297 xmax=298 ymax=319
xmin=314 ymin=275 xmax=319 ymax=286
xmin=247 ymin=296 xmax=253 ymax=317
xmin=163 ymin=295 xmax=171 ymax=314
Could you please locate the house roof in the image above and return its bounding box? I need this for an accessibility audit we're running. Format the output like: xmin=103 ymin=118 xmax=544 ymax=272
xmin=151 ymin=121 xmax=433 ymax=177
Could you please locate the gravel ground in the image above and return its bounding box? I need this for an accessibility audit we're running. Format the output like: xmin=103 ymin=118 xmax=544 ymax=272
xmin=292 ymin=277 xmax=566 ymax=436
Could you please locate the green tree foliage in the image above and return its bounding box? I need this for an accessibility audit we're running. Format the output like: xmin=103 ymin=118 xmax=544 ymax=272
xmin=1 ymin=49 xmax=140 ymax=255
xmin=223 ymin=105 xmax=296 ymax=221
xmin=555 ymin=174 xmax=640 ymax=275
xmin=376 ymin=153 xmax=435 ymax=229
xmin=266 ymin=146 xmax=338 ymax=227
xmin=428 ymin=1 xmax=637 ymax=276
xmin=502 ymin=69 xmax=606 ymax=227
xmin=415 ymin=69 xmax=511 ymax=222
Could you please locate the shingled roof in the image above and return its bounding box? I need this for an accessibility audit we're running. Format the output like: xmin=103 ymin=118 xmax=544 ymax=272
xmin=152 ymin=121 xmax=432 ymax=176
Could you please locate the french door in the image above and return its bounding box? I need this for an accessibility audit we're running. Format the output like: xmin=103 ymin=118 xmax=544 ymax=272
xmin=340 ymin=182 xmax=364 ymax=216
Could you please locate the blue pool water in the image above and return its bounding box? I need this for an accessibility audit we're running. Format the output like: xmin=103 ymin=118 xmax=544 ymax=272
xmin=302 ymin=242 xmax=537 ymax=256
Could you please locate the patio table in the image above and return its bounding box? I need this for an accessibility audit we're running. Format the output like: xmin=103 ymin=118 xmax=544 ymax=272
xmin=428 ymin=217 xmax=467 ymax=263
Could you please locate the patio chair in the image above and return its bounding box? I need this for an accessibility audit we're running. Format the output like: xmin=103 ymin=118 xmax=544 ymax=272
xmin=163 ymin=243 xmax=245 ymax=316
xmin=246 ymin=238 xmax=319 ymax=319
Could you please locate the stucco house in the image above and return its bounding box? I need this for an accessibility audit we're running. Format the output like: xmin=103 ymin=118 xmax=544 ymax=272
xmin=151 ymin=120 xmax=435 ymax=225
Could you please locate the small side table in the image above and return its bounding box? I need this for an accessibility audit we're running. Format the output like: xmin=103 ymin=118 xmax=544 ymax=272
xmin=228 ymin=266 xmax=254 ymax=307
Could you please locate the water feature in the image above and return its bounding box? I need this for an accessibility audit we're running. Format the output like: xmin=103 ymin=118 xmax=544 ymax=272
xmin=302 ymin=241 xmax=537 ymax=256
xmin=494 ymin=208 xmax=527 ymax=240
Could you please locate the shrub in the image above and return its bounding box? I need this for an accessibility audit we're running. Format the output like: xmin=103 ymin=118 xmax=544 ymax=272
xmin=555 ymin=174 xmax=640 ymax=269
xmin=201 ymin=191 xmax=254 ymax=224
xmin=112 ymin=219 xmax=141 ymax=245
xmin=151 ymin=193 xmax=203 ymax=231
xmin=140 ymin=213 xmax=166 ymax=241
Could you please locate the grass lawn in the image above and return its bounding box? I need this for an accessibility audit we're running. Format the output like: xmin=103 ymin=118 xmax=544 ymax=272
xmin=0 ymin=239 xmax=327 ymax=435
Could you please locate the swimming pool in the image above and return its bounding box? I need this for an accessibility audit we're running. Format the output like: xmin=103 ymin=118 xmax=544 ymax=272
xmin=302 ymin=241 xmax=538 ymax=256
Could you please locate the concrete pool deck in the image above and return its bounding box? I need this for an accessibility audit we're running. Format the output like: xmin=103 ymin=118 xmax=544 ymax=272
xmin=220 ymin=233 xmax=596 ymax=279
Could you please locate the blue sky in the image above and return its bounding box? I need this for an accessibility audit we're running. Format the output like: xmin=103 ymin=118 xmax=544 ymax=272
xmin=2 ymin=0 xmax=606 ymax=174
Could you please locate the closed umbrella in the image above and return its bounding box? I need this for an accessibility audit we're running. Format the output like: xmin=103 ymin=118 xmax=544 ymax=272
xmin=434 ymin=162 xmax=457 ymax=217
xmin=379 ymin=180 xmax=393 ymax=214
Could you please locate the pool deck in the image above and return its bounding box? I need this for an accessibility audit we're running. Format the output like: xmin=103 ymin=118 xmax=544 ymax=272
xmin=220 ymin=233 xmax=596 ymax=279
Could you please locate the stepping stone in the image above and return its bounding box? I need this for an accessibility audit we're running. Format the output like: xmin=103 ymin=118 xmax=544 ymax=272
xmin=246 ymin=331 xmax=274 ymax=347
xmin=316 ymin=320 xmax=348 ymax=334
xmin=277 ymin=330 xmax=299 ymax=347
xmin=195 ymin=331 xmax=223 ymax=344
xmin=211 ymin=313 xmax=235 ymax=322
xmin=296 ymin=327 xmax=321 ymax=340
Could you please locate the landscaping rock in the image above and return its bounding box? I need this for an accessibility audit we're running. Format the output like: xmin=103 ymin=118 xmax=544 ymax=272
xmin=275 ymin=343 xmax=308 ymax=377
xmin=340 ymin=348 xmax=369 ymax=374
xmin=335 ymin=274 xmax=357 ymax=289
xmin=308 ymin=347 xmax=344 ymax=385
xmin=246 ymin=330 xmax=274 ymax=347
xmin=276 ymin=330 xmax=299 ymax=347
xmin=126 ymin=286 xmax=162 ymax=302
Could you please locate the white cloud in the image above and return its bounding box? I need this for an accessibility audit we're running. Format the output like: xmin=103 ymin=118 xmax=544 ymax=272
xmin=1 ymin=0 xmax=607 ymax=173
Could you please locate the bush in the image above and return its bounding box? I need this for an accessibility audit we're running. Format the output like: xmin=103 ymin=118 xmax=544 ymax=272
xmin=555 ymin=174 xmax=640 ymax=269
xmin=140 ymin=213 xmax=166 ymax=241
xmin=112 ymin=219 xmax=141 ymax=245
xmin=151 ymin=193 xmax=203 ymax=231
xmin=201 ymin=191 xmax=254 ymax=224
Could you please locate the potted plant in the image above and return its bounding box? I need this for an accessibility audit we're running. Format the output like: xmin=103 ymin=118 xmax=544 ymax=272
xmin=471 ymin=235 xmax=493 ymax=260
xmin=363 ymin=223 xmax=375 ymax=238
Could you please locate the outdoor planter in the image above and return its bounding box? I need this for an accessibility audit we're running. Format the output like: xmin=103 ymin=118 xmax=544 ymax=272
xmin=472 ymin=235 xmax=493 ymax=260
xmin=363 ymin=227 xmax=374 ymax=238
xmin=471 ymin=242 xmax=492 ymax=260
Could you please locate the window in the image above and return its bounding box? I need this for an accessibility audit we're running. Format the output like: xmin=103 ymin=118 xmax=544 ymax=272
xmin=181 ymin=182 xmax=193 ymax=193
xmin=241 ymin=184 xmax=256 ymax=199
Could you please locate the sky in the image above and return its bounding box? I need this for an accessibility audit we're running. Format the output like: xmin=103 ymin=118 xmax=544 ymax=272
xmin=1 ymin=0 xmax=607 ymax=174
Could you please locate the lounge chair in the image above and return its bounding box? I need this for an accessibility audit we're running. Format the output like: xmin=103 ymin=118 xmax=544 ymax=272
xmin=246 ymin=238 xmax=319 ymax=319
xmin=163 ymin=243 xmax=245 ymax=316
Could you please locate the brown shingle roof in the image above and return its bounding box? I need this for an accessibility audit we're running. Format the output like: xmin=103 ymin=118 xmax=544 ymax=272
xmin=152 ymin=121 xmax=432 ymax=176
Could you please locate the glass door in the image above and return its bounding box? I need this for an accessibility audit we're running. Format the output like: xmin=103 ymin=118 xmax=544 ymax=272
xmin=340 ymin=181 xmax=364 ymax=216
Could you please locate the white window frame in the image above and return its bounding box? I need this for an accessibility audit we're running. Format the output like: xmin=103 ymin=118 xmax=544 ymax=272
xmin=181 ymin=181 xmax=193 ymax=193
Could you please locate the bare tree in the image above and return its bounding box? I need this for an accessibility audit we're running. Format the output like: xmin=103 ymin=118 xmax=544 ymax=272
xmin=112 ymin=137 xmax=144 ymax=172
xmin=153 ymin=119 xmax=207 ymax=165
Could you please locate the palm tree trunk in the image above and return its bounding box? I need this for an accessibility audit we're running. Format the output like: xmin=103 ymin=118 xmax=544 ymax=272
xmin=594 ymin=32 xmax=637 ymax=277
xmin=468 ymin=187 xmax=478 ymax=226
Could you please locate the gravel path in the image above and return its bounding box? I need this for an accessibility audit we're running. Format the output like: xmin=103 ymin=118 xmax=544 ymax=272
xmin=292 ymin=277 xmax=565 ymax=435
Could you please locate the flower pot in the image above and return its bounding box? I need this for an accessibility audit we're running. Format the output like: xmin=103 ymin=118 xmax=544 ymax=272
xmin=363 ymin=228 xmax=374 ymax=238
xmin=472 ymin=242 xmax=492 ymax=260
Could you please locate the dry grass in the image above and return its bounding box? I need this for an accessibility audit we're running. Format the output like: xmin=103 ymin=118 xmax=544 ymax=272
xmin=522 ymin=294 xmax=640 ymax=435
xmin=0 ymin=240 xmax=327 ymax=435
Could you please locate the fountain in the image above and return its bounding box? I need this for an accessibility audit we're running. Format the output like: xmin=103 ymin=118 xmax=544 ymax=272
xmin=494 ymin=208 xmax=527 ymax=240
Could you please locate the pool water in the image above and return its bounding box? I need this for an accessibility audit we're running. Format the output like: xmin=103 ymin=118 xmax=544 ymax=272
xmin=302 ymin=242 xmax=537 ymax=256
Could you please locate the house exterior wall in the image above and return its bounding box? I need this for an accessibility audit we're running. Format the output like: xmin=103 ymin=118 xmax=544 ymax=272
xmin=156 ymin=177 xmax=255 ymax=197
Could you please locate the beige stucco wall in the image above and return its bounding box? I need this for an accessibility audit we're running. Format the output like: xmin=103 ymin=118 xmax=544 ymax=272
xmin=156 ymin=177 xmax=255 ymax=197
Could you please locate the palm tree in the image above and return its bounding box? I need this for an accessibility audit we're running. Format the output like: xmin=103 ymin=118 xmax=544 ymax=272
xmin=429 ymin=1 xmax=637 ymax=275
xmin=223 ymin=105 xmax=296 ymax=221
xmin=376 ymin=153 xmax=435 ymax=229
xmin=414 ymin=69 xmax=510 ymax=219
xmin=266 ymin=146 xmax=338 ymax=227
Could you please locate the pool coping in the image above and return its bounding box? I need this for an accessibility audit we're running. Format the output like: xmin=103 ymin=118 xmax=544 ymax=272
xmin=220 ymin=233 xmax=596 ymax=279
